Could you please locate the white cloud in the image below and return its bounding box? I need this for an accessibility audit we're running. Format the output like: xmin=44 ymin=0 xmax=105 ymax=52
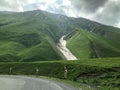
xmin=28 ymin=0 xmax=36 ymax=4
xmin=0 ymin=0 xmax=120 ymax=28
xmin=116 ymin=22 xmax=120 ymax=28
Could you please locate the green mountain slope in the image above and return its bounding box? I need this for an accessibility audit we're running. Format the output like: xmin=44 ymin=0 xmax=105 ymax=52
xmin=0 ymin=10 xmax=120 ymax=61
xmin=66 ymin=28 xmax=120 ymax=59
xmin=0 ymin=10 xmax=68 ymax=61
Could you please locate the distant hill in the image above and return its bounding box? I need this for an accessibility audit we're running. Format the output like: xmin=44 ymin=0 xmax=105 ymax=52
xmin=0 ymin=10 xmax=120 ymax=61
xmin=66 ymin=17 xmax=120 ymax=59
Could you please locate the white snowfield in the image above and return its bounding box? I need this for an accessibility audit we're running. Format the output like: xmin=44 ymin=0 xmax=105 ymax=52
xmin=0 ymin=75 xmax=79 ymax=90
xmin=57 ymin=35 xmax=78 ymax=60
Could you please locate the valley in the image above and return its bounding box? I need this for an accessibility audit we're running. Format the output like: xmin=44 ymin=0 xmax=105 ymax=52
xmin=0 ymin=10 xmax=120 ymax=90
xmin=0 ymin=10 xmax=120 ymax=61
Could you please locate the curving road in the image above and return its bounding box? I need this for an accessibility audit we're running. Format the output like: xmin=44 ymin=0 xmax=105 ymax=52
xmin=0 ymin=75 xmax=79 ymax=90
xmin=57 ymin=35 xmax=78 ymax=60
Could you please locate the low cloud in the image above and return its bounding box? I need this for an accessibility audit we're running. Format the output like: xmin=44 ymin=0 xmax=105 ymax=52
xmin=94 ymin=0 xmax=120 ymax=26
xmin=0 ymin=0 xmax=120 ymax=28
xmin=68 ymin=0 xmax=120 ymax=27
xmin=69 ymin=0 xmax=108 ymax=13
xmin=0 ymin=0 xmax=25 ymax=11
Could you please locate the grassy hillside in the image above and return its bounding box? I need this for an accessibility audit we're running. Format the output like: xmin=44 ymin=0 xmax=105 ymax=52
xmin=66 ymin=28 xmax=120 ymax=59
xmin=63 ymin=17 xmax=120 ymax=59
xmin=0 ymin=10 xmax=120 ymax=61
xmin=0 ymin=10 xmax=69 ymax=61
xmin=0 ymin=57 xmax=120 ymax=90
xmin=93 ymin=25 xmax=120 ymax=50
xmin=0 ymin=9 xmax=120 ymax=90
xmin=66 ymin=29 xmax=90 ymax=59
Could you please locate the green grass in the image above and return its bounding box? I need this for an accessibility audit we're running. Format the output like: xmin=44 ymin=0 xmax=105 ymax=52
xmin=0 ymin=10 xmax=120 ymax=90
xmin=67 ymin=29 xmax=120 ymax=59
xmin=67 ymin=29 xmax=91 ymax=59
xmin=18 ymin=40 xmax=62 ymax=61
xmin=93 ymin=25 xmax=120 ymax=49
xmin=0 ymin=57 xmax=120 ymax=90
xmin=0 ymin=10 xmax=120 ymax=61
xmin=0 ymin=10 xmax=67 ymax=61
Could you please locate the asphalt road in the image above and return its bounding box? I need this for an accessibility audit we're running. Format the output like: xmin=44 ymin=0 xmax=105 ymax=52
xmin=0 ymin=75 xmax=79 ymax=90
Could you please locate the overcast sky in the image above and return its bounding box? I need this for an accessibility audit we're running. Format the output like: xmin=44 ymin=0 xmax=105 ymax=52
xmin=0 ymin=0 xmax=120 ymax=28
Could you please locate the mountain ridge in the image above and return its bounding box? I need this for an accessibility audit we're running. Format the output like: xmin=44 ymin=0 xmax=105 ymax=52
xmin=0 ymin=10 xmax=120 ymax=61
